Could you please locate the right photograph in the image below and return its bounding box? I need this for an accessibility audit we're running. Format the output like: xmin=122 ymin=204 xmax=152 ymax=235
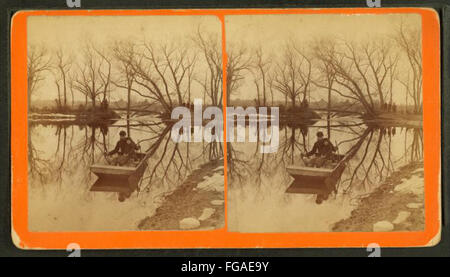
xmin=225 ymin=13 xmax=424 ymax=233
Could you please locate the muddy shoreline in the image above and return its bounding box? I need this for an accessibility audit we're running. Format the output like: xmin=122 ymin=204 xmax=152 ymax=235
xmin=333 ymin=161 xmax=424 ymax=232
xmin=138 ymin=159 xmax=224 ymax=230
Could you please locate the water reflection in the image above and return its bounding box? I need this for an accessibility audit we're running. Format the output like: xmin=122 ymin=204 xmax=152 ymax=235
xmin=28 ymin=115 xmax=220 ymax=231
xmin=28 ymin=114 xmax=423 ymax=232
xmin=228 ymin=118 xmax=423 ymax=232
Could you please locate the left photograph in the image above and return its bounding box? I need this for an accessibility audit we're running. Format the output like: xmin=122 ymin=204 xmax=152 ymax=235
xmin=26 ymin=15 xmax=225 ymax=231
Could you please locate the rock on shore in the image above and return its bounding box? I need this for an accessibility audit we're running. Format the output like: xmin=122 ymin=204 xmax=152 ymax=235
xmin=137 ymin=160 xmax=224 ymax=230
xmin=333 ymin=162 xmax=424 ymax=232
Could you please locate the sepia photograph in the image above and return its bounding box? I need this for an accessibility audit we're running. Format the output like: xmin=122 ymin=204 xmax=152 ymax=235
xmin=27 ymin=15 xmax=225 ymax=231
xmin=225 ymin=13 xmax=425 ymax=233
xmin=12 ymin=7 xmax=440 ymax=250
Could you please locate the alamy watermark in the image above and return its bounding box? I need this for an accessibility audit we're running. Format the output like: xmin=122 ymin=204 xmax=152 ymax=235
xmin=366 ymin=0 xmax=381 ymax=8
xmin=66 ymin=0 xmax=81 ymax=8
xmin=171 ymin=99 xmax=279 ymax=154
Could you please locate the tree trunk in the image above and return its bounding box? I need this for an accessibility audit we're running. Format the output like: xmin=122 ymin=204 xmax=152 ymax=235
xmin=71 ymin=88 xmax=74 ymax=108
xmin=327 ymin=87 xmax=331 ymax=138
xmin=261 ymin=70 xmax=266 ymax=106
xmin=127 ymin=85 xmax=131 ymax=135
xmin=62 ymin=73 xmax=67 ymax=108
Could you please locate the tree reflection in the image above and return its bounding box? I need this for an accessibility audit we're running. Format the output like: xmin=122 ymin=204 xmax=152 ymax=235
xmin=228 ymin=120 xmax=424 ymax=204
xmin=29 ymin=121 xmax=114 ymax=188
xmin=341 ymin=127 xmax=422 ymax=194
xmin=29 ymin=116 xmax=423 ymax=206
xmin=29 ymin=115 xmax=226 ymax=200
xmin=28 ymin=127 xmax=52 ymax=184
xmin=227 ymin=141 xmax=254 ymax=186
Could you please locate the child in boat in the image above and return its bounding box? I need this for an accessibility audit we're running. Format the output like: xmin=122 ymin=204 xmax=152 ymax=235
xmin=301 ymin=131 xmax=337 ymax=168
xmin=106 ymin=130 xmax=140 ymax=166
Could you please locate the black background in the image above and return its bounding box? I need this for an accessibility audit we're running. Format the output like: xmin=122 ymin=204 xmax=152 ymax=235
xmin=0 ymin=0 xmax=449 ymax=258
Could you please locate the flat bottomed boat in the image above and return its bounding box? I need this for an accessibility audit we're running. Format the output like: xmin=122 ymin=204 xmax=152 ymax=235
xmin=285 ymin=154 xmax=346 ymax=194
xmin=90 ymin=153 xmax=147 ymax=198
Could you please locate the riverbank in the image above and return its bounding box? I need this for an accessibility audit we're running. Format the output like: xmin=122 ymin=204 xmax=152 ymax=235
xmin=29 ymin=108 xmax=120 ymax=125
xmin=280 ymin=108 xmax=321 ymax=121
xmin=364 ymin=112 xmax=422 ymax=128
xmin=138 ymin=159 xmax=224 ymax=230
xmin=333 ymin=161 xmax=424 ymax=232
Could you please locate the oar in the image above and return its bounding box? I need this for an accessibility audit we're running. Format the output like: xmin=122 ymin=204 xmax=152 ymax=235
xmin=300 ymin=152 xmax=308 ymax=166
xmin=335 ymin=140 xmax=340 ymax=157
xmin=135 ymin=140 xmax=144 ymax=155
xmin=103 ymin=150 xmax=112 ymax=164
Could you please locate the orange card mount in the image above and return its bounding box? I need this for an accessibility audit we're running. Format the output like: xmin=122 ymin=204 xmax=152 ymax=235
xmin=11 ymin=8 xmax=440 ymax=249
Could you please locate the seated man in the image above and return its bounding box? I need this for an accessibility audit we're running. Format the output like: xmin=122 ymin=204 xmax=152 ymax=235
xmin=106 ymin=130 xmax=140 ymax=166
xmin=301 ymin=131 xmax=337 ymax=168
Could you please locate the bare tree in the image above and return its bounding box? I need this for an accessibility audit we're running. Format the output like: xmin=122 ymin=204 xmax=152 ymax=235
xmin=226 ymin=44 xmax=251 ymax=105
xmin=53 ymin=48 xmax=73 ymax=109
xmin=27 ymin=45 xmax=52 ymax=108
xmin=193 ymin=28 xmax=223 ymax=106
xmin=272 ymin=42 xmax=312 ymax=109
xmin=72 ymin=41 xmax=112 ymax=109
xmin=68 ymin=72 xmax=77 ymax=107
xmin=386 ymin=55 xmax=399 ymax=108
xmin=396 ymin=23 xmax=422 ymax=113
xmin=313 ymin=42 xmax=337 ymax=128
xmin=314 ymin=38 xmax=397 ymax=117
xmin=52 ymin=72 xmax=62 ymax=109
xmin=122 ymin=40 xmax=196 ymax=114
xmin=250 ymin=47 xmax=271 ymax=106
xmin=95 ymin=46 xmax=113 ymax=105
xmin=163 ymin=44 xmax=197 ymax=106
xmin=267 ymin=74 xmax=275 ymax=106
xmin=112 ymin=41 xmax=137 ymax=119
xmin=186 ymin=61 xmax=196 ymax=105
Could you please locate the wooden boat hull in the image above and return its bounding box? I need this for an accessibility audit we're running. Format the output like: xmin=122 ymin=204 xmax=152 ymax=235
xmin=285 ymin=155 xmax=347 ymax=194
xmin=89 ymin=153 xmax=147 ymax=195
xmin=90 ymin=164 xmax=137 ymax=176
xmin=285 ymin=129 xmax=373 ymax=195
xmin=286 ymin=166 xmax=333 ymax=178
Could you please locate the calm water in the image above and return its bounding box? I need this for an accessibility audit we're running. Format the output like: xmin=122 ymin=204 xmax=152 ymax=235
xmin=28 ymin=113 xmax=423 ymax=232
xmin=228 ymin=116 xmax=423 ymax=232
xmin=28 ymin=114 xmax=222 ymax=231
